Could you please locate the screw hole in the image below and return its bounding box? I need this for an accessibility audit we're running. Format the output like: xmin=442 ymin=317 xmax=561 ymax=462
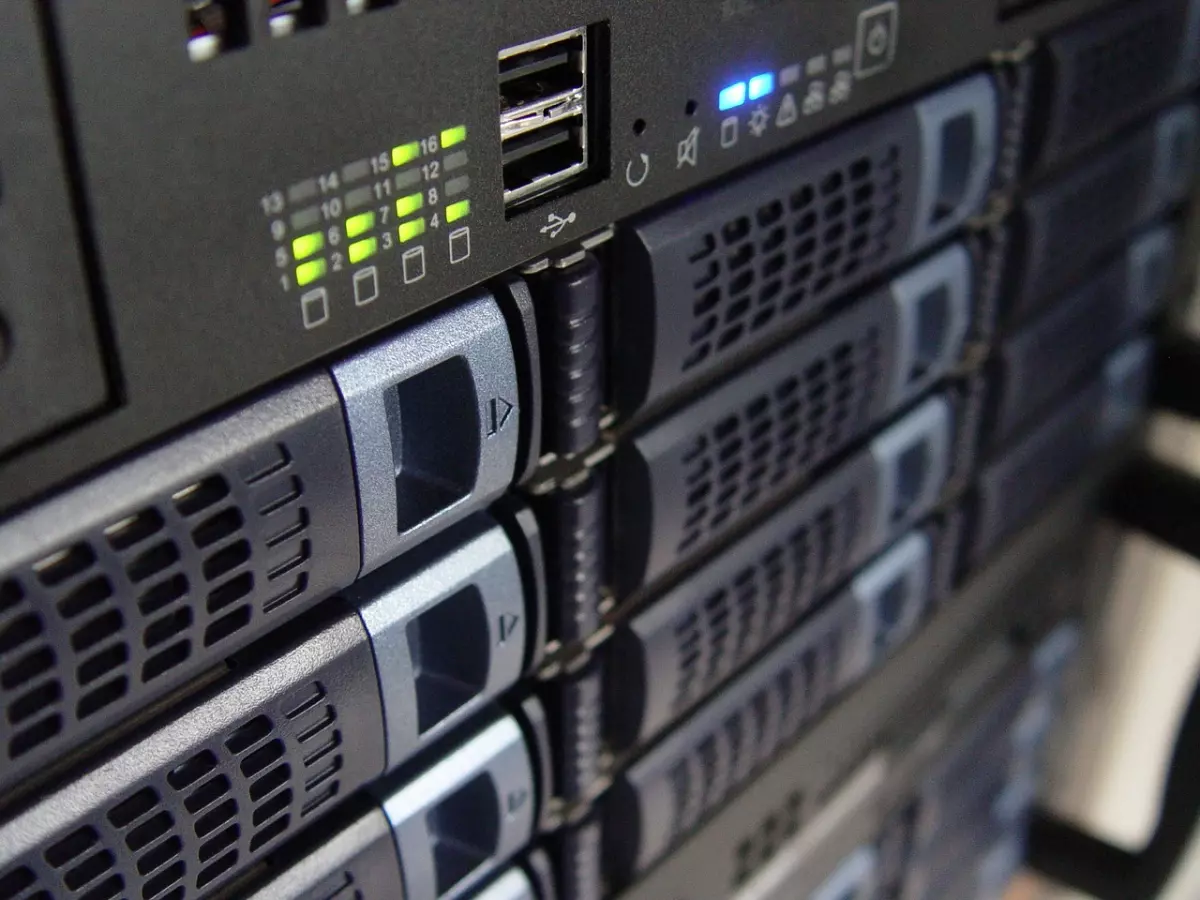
xmin=685 ymin=100 xmax=698 ymax=116
xmin=632 ymin=118 xmax=647 ymax=136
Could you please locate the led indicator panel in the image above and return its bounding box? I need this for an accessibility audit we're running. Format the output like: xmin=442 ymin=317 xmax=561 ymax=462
xmin=292 ymin=231 xmax=324 ymax=260
xmin=441 ymin=125 xmax=468 ymax=148
xmin=264 ymin=120 xmax=475 ymax=325
xmin=395 ymin=192 xmax=424 ymax=217
xmin=349 ymin=237 xmax=378 ymax=263
xmin=392 ymin=141 xmax=421 ymax=167
xmin=748 ymin=72 xmax=775 ymax=99
xmin=296 ymin=258 xmax=327 ymax=286
xmin=346 ymin=211 xmax=376 ymax=238
xmin=719 ymin=82 xmax=747 ymax=110
xmin=398 ymin=218 xmax=426 ymax=242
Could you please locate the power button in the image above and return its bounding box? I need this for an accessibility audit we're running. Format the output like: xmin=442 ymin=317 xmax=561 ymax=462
xmin=855 ymin=2 xmax=899 ymax=79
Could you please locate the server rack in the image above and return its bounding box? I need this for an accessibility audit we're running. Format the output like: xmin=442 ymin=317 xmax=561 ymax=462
xmin=1 ymin=1 xmax=1199 ymax=900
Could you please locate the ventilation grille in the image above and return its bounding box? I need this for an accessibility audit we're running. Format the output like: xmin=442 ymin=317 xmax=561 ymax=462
xmin=732 ymin=789 xmax=805 ymax=888
xmin=1024 ymin=136 xmax=1151 ymax=302
xmin=670 ymin=487 xmax=863 ymax=712
xmin=681 ymin=147 xmax=901 ymax=373
xmin=977 ymin=384 xmax=1101 ymax=558
xmin=1053 ymin=3 xmax=1179 ymax=147
xmin=997 ymin=260 xmax=1135 ymax=441
xmin=661 ymin=621 xmax=848 ymax=847
xmin=676 ymin=332 xmax=883 ymax=556
xmin=0 ymin=681 xmax=344 ymax=900
xmin=0 ymin=443 xmax=319 ymax=775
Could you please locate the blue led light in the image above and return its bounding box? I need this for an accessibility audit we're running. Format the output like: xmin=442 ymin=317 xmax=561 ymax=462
xmin=748 ymin=72 xmax=775 ymax=100
xmin=719 ymin=82 xmax=747 ymax=110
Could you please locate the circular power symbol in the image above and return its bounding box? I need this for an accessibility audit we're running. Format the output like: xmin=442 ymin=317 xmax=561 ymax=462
xmin=625 ymin=153 xmax=650 ymax=188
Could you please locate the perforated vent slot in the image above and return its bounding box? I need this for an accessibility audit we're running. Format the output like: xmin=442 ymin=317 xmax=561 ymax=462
xmin=1021 ymin=111 xmax=1187 ymax=308
xmin=676 ymin=333 xmax=882 ymax=555
xmin=669 ymin=488 xmax=863 ymax=712
xmin=976 ymin=384 xmax=1102 ymax=559
xmin=1054 ymin=5 xmax=1178 ymax=146
xmin=658 ymin=610 xmax=852 ymax=849
xmin=681 ymin=148 xmax=901 ymax=373
xmin=668 ymin=761 xmax=694 ymax=839
xmin=732 ymin=790 xmax=804 ymax=887
xmin=0 ymin=442 xmax=321 ymax=775
xmin=1040 ymin=147 xmax=1144 ymax=282
xmin=0 ymin=680 xmax=345 ymax=900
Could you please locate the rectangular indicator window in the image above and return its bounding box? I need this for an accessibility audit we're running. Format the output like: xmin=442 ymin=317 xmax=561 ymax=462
xmin=398 ymin=217 xmax=426 ymax=242
xmin=719 ymin=82 xmax=747 ymax=110
xmin=296 ymin=258 xmax=327 ymax=286
xmin=445 ymin=199 xmax=470 ymax=223
xmin=441 ymin=125 xmax=467 ymax=148
xmin=348 ymin=237 xmax=378 ymax=263
xmin=395 ymin=192 xmax=424 ymax=217
xmin=292 ymin=231 xmax=324 ymax=260
xmin=345 ymin=211 xmax=376 ymax=238
xmin=748 ymin=72 xmax=775 ymax=100
xmin=392 ymin=141 xmax=420 ymax=167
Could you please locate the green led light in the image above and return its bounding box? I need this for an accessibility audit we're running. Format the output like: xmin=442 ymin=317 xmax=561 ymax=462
xmin=441 ymin=125 xmax=467 ymax=148
xmin=445 ymin=199 xmax=470 ymax=223
xmin=398 ymin=217 xmax=426 ymax=243
xmin=348 ymin=237 xmax=378 ymax=264
xmin=296 ymin=258 xmax=327 ymax=286
xmin=395 ymin=192 xmax=424 ymax=218
xmin=345 ymin=211 xmax=376 ymax=239
xmin=391 ymin=141 xmax=420 ymax=167
xmin=292 ymin=231 xmax=324 ymax=260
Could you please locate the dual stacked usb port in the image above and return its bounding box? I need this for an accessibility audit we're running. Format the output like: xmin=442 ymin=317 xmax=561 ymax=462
xmin=499 ymin=27 xmax=600 ymax=213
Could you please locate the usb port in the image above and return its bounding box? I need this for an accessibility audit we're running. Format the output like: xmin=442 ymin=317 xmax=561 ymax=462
xmin=502 ymin=120 xmax=585 ymax=202
xmin=185 ymin=0 xmax=248 ymax=62
xmin=499 ymin=27 xmax=595 ymax=211
xmin=266 ymin=0 xmax=326 ymax=37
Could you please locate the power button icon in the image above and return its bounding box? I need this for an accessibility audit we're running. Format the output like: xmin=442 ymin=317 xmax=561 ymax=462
xmin=855 ymin=2 xmax=899 ymax=79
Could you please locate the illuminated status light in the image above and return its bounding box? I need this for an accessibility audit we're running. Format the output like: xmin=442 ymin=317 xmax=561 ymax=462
xmin=440 ymin=125 xmax=467 ymax=148
xmin=296 ymin=258 xmax=327 ymax=286
xmin=345 ymin=211 xmax=376 ymax=239
xmin=348 ymin=237 xmax=378 ymax=264
xmin=748 ymin=72 xmax=775 ymax=100
xmin=719 ymin=81 xmax=747 ymax=111
xmin=445 ymin=199 xmax=470 ymax=223
xmin=292 ymin=231 xmax=324 ymax=260
xmin=398 ymin=217 xmax=426 ymax=243
xmin=391 ymin=141 xmax=420 ymax=167
xmin=395 ymin=192 xmax=424 ymax=217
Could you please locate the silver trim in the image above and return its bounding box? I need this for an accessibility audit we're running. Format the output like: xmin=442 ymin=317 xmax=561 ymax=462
xmin=499 ymin=27 xmax=590 ymax=207
xmin=501 ymin=89 xmax=586 ymax=140
xmin=379 ymin=714 xmax=539 ymax=900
